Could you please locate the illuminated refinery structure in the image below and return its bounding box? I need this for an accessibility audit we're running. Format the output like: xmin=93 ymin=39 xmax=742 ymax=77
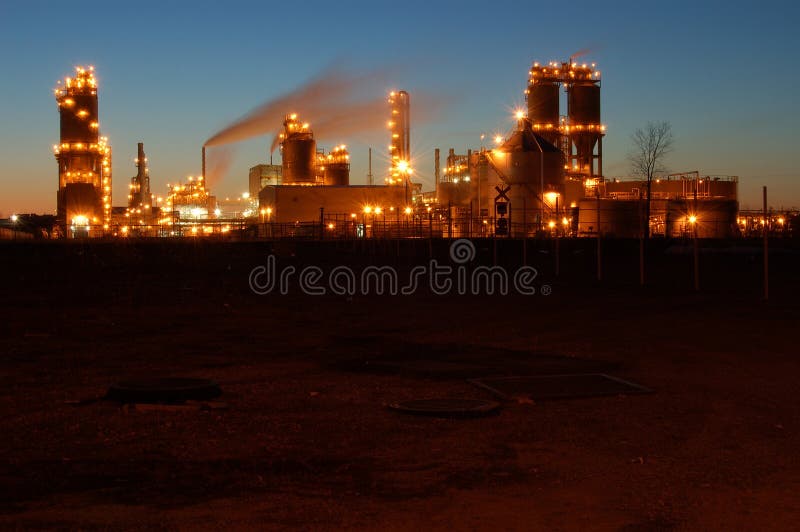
xmin=527 ymin=61 xmax=605 ymax=177
xmin=319 ymin=145 xmax=351 ymax=186
xmin=276 ymin=114 xmax=351 ymax=186
xmin=43 ymin=61 xmax=741 ymax=239
xmin=387 ymin=90 xmax=411 ymax=187
xmin=128 ymin=142 xmax=153 ymax=212
xmin=434 ymin=58 xmax=739 ymax=238
xmin=255 ymin=111 xmax=405 ymax=226
xmin=436 ymin=114 xmax=566 ymax=237
xmin=279 ymin=114 xmax=318 ymax=184
xmin=53 ymin=66 xmax=112 ymax=237
xmin=162 ymin=175 xmax=214 ymax=221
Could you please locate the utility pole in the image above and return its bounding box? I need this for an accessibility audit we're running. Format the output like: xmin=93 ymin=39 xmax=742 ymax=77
xmin=434 ymin=148 xmax=440 ymax=192
xmin=596 ymin=187 xmax=602 ymax=281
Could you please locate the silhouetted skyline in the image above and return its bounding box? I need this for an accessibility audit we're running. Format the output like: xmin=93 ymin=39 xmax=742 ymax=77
xmin=0 ymin=0 xmax=797 ymax=214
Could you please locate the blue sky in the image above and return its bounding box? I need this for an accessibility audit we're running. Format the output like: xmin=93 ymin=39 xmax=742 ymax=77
xmin=0 ymin=0 xmax=797 ymax=214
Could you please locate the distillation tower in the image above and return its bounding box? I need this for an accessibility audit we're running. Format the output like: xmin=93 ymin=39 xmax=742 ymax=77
xmin=53 ymin=66 xmax=112 ymax=236
xmin=128 ymin=142 xmax=153 ymax=211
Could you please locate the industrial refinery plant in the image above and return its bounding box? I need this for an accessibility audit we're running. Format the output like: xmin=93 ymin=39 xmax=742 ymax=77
xmin=434 ymin=59 xmax=740 ymax=239
xmin=36 ymin=60 xmax=756 ymax=241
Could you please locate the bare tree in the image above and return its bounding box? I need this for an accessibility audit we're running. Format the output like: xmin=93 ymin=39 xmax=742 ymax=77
xmin=628 ymin=121 xmax=674 ymax=239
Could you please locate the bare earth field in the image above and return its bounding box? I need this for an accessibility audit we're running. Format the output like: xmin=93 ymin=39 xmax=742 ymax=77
xmin=1 ymin=239 xmax=799 ymax=530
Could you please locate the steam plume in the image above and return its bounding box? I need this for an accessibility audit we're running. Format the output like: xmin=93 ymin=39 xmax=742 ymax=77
xmin=205 ymin=67 xmax=389 ymax=149
xmin=569 ymin=45 xmax=604 ymax=63
xmin=203 ymin=145 xmax=234 ymax=188
xmin=202 ymin=65 xmax=446 ymax=184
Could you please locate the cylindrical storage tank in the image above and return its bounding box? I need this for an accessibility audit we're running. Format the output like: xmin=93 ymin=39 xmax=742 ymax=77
xmin=707 ymin=179 xmax=738 ymax=199
xmin=490 ymin=128 xmax=564 ymax=192
xmin=323 ymin=163 xmax=350 ymax=186
xmin=665 ymin=199 xmax=739 ymax=238
xmin=282 ymin=135 xmax=316 ymax=184
xmin=436 ymin=182 xmax=471 ymax=206
xmin=527 ymin=83 xmax=559 ymax=126
xmin=577 ymin=199 xmax=640 ymax=238
xmin=568 ymin=83 xmax=600 ymax=124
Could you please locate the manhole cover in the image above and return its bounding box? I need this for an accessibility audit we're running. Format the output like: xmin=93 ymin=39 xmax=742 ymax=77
xmin=388 ymin=398 xmax=501 ymax=418
xmin=469 ymin=374 xmax=651 ymax=401
xmin=106 ymin=377 xmax=221 ymax=404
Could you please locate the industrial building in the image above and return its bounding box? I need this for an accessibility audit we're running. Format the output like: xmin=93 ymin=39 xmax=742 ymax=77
xmin=44 ymin=61 xmax=741 ymax=240
xmin=53 ymin=66 xmax=112 ymax=237
xmin=256 ymin=104 xmax=414 ymax=227
xmin=249 ymin=164 xmax=282 ymax=198
xmin=433 ymin=59 xmax=739 ymax=238
xmin=586 ymin=172 xmax=740 ymax=238
xmin=162 ymin=175 xmax=215 ymax=221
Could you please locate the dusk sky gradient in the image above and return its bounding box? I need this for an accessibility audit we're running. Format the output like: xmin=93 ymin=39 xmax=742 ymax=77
xmin=0 ymin=0 xmax=797 ymax=214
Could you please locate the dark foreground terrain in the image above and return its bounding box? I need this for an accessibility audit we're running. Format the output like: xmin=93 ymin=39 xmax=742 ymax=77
xmin=1 ymin=239 xmax=799 ymax=530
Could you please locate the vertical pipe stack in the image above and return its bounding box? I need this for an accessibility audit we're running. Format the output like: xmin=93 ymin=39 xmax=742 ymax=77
xmin=388 ymin=90 xmax=411 ymax=185
xmin=434 ymin=148 xmax=440 ymax=190
xmin=128 ymin=142 xmax=152 ymax=210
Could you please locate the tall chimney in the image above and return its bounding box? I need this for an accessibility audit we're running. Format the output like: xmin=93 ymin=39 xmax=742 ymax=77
xmin=137 ymin=142 xmax=147 ymax=206
xmin=434 ymin=148 xmax=440 ymax=189
xmin=201 ymin=146 xmax=206 ymax=182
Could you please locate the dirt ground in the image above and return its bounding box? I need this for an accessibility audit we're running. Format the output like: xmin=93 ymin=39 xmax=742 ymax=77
xmin=1 ymin=240 xmax=799 ymax=530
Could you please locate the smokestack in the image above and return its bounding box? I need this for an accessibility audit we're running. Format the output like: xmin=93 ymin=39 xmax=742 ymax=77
xmin=434 ymin=148 xmax=440 ymax=189
xmin=202 ymin=147 xmax=206 ymax=181
xmin=136 ymin=142 xmax=151 ymax=208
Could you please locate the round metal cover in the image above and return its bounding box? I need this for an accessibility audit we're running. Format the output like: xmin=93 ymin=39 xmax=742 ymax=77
xmin=107 ymin=377 xmax=221 ymax=404
xmin=388 ymin=398 xmax=500 ymax=418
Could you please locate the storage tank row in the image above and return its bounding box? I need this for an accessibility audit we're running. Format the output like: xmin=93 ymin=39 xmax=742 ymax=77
xmin=576 ymin=198 xmax=739 ymax=238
